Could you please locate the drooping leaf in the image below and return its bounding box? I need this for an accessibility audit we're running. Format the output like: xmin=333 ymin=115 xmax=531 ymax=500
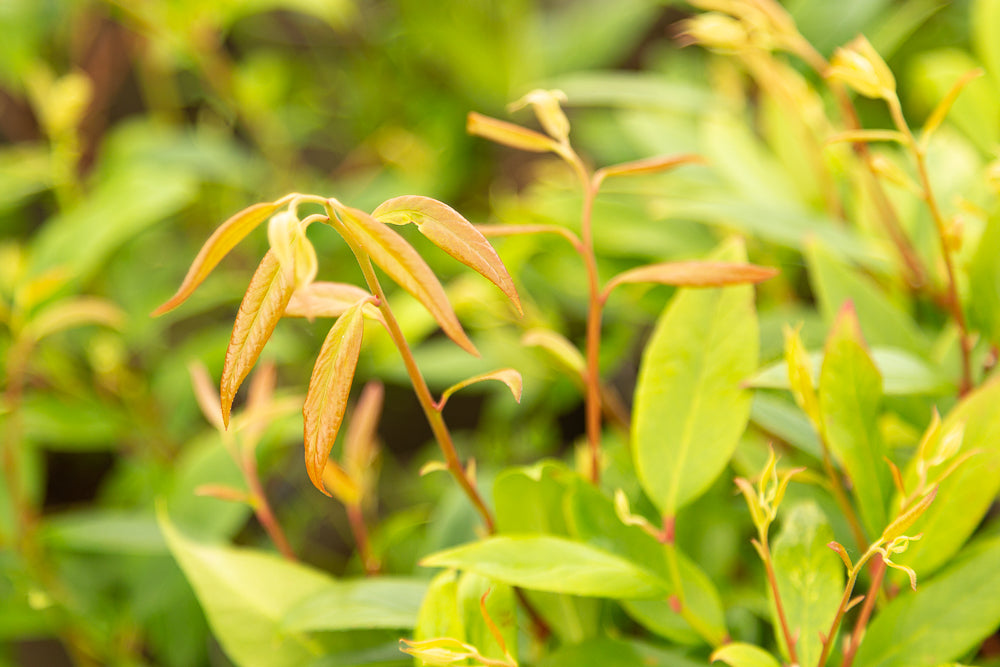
xmin=855 ymin=537 xmax=1000 ymax=667
xmin=604 ymin=261 xmax=778 ymax=297
xmin=282 ymin=577 xmax=427 ymax=632
xmin=896 ymin=378 xmax=1000 ymax=576
xmin=158 ymin=507 xmax=332 ymax=667
xmin=334 ymin=203 xmax=477 ymax=356
xmin=595 ymin=153 xmax=705 ymax=182
xmin=421 ymin=535 xmax=666 ymax=599
xmin=632 ymin=239 xmax=759 ymax=516
xmin=710 ymin=643 xmax=782 ymax=667
xmin=371 ymin=195 xmax=521 ymax=314
xmin=153 ymin=198 xmax=288 ymax=316
xmin=770 ymin=503 xmax=843 ymax=667
xmin=303 ymin=301 xmax=366 ymax=495
xmin=819 ymin=304 xmax=891 ymax=540
xmin=220 ymin=251 xmax=295 ymax=427
xmin=437 ymin=368 xmax=522 ymax=410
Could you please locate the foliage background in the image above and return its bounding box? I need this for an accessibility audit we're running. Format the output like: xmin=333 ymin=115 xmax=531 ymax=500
xmin=1 ymin=0 xmax=997 ymax=665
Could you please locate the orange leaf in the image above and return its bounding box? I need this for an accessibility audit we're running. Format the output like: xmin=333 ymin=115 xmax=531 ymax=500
xmin=343 ymin=381 xmax=384 ymax=480
xmin=603 ymin=261 xmax=779 ymax=298
xmin=595 ymin=153 xmax=705 ymax=183
xmin=152 ymin=198 xmax=290 ymax=316
xmin=436 ymin=368 xmax=523 ymax=411
xmin=220 ymin=251 xmax=295 ymax=428
xmin=372 ymin=195 xmax=522 ymax=315
xmin=466 ymin=112 xmax=561 ymax=153
xmin=285 ymin=282 xmax=381 ymax=322
xmin=334 ymin=203 xmax=478 ymax=356
xmin=303 ymin=300 xmax=366 ymax=496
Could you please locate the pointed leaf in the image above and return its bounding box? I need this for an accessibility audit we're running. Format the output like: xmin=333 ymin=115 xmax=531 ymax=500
xmin=23 ymin=297 xmax=124 ymax=342
xmin=855 ymin=537 xmax=1000 ymax=667
xmin=819 ymin=303 xmax=891 ymax=539
xmin=605 ymin=261 xmax=778 ymax=297
xmin=153 ymin=199 xmax=287 ymax=316
xmin=284 ymin=281 xmax=380 ymax=321
xmin=303 ymin=300 xmax=366 ymax=495
xmin=825 ymin=129 xmax=906 ymax=145
xmin=522 ymin=329 xmax=585 ymax=375
xmin=596 ymin=153 xmax=705 ymax=182
xmin=220 ymin=251 xmax=295 ymax=427
xmin=437 ymin=369 xmax=522 ymax=410
xmin=335 ymin=203 xmax=478 ymax=356
xmin=466 ymin=112 xmax=561 ymax=153
xmin=632 ymin=240 xmax=759 ymax=515
xmin=421 ymin=535 xmax=667 ymax=599
xmin=919 ymin=68 xmax=984 ymax=145
xmin=372 ymin=195 xmax=522 ymax=314
xmin=158 ymin=507 xmax=333 ymax=667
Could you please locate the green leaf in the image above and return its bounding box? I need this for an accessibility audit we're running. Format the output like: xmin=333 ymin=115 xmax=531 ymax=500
xmin=967 ymin=212 xmax=1000 ymax=345
xmin=42 ymin=510 xmax=165 ymax=554
xmin=21 ymin=392 xmax=128 ymax=450
xmin=282 ymin=577 xmax=426 ymax=632
xmin=159 ymin=507 xmax=331 ymax=667
xmin=973 ymin=0 xmax=1000 ymax=88
xmin=414 ymin=570 xmax=462 ymax=644
xmin=458 ymin=573 xmax=518 ymax=663
xmin=750 ymin=393 xmax=824 ymax=460
xmin=819 ymin=304 xmax=891 ymax=540
xmin=421 ymin=535 xmax=666 ymax=599
xmin=632 ymin=238 xmax=758 ymax=516
xmin=745 ymin=347 xmax=951 ymax=396
xmin=536 ymin=638 xmax=706 ymax=667
xmin=711 ymin=643 xmax=782 ymax=667
xmin=770 ymin=503 xmax=843 ymax=667
xmin=896 ymin=378 xmax=1000 ymax=576
xmin=805 ymin=242 xmax=927 ymax=355
xmin=855 ymin=537 xmax=1000 ymax=667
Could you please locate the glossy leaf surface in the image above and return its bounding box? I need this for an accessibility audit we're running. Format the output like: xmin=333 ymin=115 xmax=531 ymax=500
xmin=282 ymin=577 xmax=427 ymax=632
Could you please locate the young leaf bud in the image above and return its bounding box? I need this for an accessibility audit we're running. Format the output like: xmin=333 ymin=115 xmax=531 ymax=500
xmin=827 ymin=35 xmax=896 ymax=100
xmin=508 ymin=89 xmax=571 ymax=143
xmin=680 ymin=13 xmax=750 ymax=52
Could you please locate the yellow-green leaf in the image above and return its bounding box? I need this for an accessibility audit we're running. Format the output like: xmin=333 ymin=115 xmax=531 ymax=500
xmin=153 ymin=198 xmax=288 ymax=316
xmin=604 ymin=261 xmax=778 ymax=298
xmin=335 ymin=203 xmax=477 ymax=356
xmin=595 ymin=153 xmax=704 ymax=183
xmin=466 ymin=112 xmax=561 ymax=153
xmin=437 ymin=369 xmax=522 ymax=410
xmin=711 ymin=643 xmax=781 ymax=667
xmin=303 ymin=301 xmax=366 ymax=496
xmin=220 ymin=251 xmax=295 ymax=427
xmin=372 ymin=195 xmax=522 ymax=314
xmin=23 ymin=296 xmax=124 ymax=342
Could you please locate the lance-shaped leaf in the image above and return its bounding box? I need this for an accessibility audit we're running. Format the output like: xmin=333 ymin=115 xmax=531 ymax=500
xmin=220 ymin=251 xmax=295 ymax=427
xmin=467 ymin=112 xmax=562 ymax=153
xmin=334 ymin=203 xmax=478 ymax=356
xmin=819 ymin=303 xmax=891 ymax=540
xmin=632 ymin=239 xmax=759 ymax=516
xmin=284 ymin=281 xmax=382 ymax=323
xmin=603 ymin=261 xmax=777 ymax=299
xmin=303 ymin=300 xmax=366 ymax=496
xmin=920 ymin=68 xmax=984 ymax=146
xmin=372 ymin=195 xmax=522 ymax=314
xmin=437 ymin=369 xmax=522 ymax=411
xmin=594 ymin=153 xmax=705 ymax=184
xmin=23 ymin=296 xmax=124 ymax=342
xmin=153 ymin=197 xmax=290 ymax=316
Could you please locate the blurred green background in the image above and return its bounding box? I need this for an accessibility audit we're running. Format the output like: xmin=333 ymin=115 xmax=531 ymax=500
xmin=1 ymin=0 xmax=994 ymax=665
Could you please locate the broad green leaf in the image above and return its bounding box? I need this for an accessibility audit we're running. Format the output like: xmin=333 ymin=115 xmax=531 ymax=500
xmin=414 ymin=570 xmax=463 ymax=645
xmin=282 ymin=577 xmax=427 ymax=632
xmin=745 ymin=347 xmax=951 ymax=396
xmin=711 ymin=643 xmax=782 ymax=667
xmin=749 ymin=393 xmax=823 ymax=460
xmin=770 ymin=503 xmax=843 ymax=667
xmin=896 ymin=378 xmax=1000 ymax=576
xmin=372 ymin=195 xmax=521 ymax=314
xmin=604 ymin=261 xmax=778 ymax=296
xmin=632 ymin=239 xmax=758 ymax=516
xmin=819 ymin=305 xmax=891 ymax=540
xmin=153 ymin=197 xmax=287 ymax=315
xmin=458 ymin=573 xmax=518 ymax=663
xmin=220 ymin=251 xmax=295 ymax=427
xmin=805 ymin=242 xmax=927 ymax=355
xmin=335 ymin=203 xmax=477 ymax=356
xmin=855 ymin=537 xmax=1000 ymax=667
xmin=159 ymin=508 xmax=332 ymax=667
xmin=42 ymin=510 xmax=166 ymax=554
xmin=22 ymin=392 xmax=128 ymax=450
xmin=967 ymin=212 xmax=1000 ymax=345
xmin=421 ymin=535 xmax=666 ymax=599
xmin=303 ymin=301 xmax=366 ymax=495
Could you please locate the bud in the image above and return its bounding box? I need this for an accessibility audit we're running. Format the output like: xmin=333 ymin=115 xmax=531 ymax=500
xmin=827 ymin=35 xmax=895 ymax=100
xmin=681 ymin=13 xmax=749 ymax=52
xmin=268 ymin=210 xmax=317 ymax=289
xmin=508 ymin=89 xmax=570 ymax=143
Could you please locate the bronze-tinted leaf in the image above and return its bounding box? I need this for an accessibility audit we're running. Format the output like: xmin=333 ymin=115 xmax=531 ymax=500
xmin=304 ymin=301 xmax=366 ymax=496
xmin=153 ymin=198 xmax=290 ymax=316
xmin=372 ymin=195 xmax=522 ymax=315
xmin=466 ymin=112 xmax=561 ymax=153
xmin=285 ymin=282 xmax=379 ymax=321
xmin=220 ymin=251 xmax=295 ymax=427
xmin=335 ymin=203 xmax=478 ymax=356
xmin=604 ymin=261 xmax=778 ymax=297
xmin=437 ymin=368 xmax=523 ymax=410
xmin=595 ymin=153 xmax=704 ymax=183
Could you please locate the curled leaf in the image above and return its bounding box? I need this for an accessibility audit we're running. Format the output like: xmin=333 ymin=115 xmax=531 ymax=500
xmin=372 ymin=195 xmax=522 ymax=315
xmin=152 ymin=197 xmax=291 ymax=316
xmin=303 ymin=300 xmax=367 ymax=496
xmin=467 ymin=112 xmax=561 ymax=153
xmin=220 ymin=251 xmax=295 ymax=428
xmin=603 ymin=261 xmax=779 ymax=298
xmin=333 ymin=202 xmax=478 ymax=356
xmin=436 ymin=368 xmax=523 ymax=411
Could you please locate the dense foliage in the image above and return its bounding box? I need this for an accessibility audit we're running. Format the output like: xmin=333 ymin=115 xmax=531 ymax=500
xmin=3 ymin=1 xmax=1000 ymax=666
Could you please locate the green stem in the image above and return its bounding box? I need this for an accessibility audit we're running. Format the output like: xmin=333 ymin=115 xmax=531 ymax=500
xmin=816 ymin=544 xmax=879 ymax=667
xmin=840 ymin=555 xmax=885 ymax=667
